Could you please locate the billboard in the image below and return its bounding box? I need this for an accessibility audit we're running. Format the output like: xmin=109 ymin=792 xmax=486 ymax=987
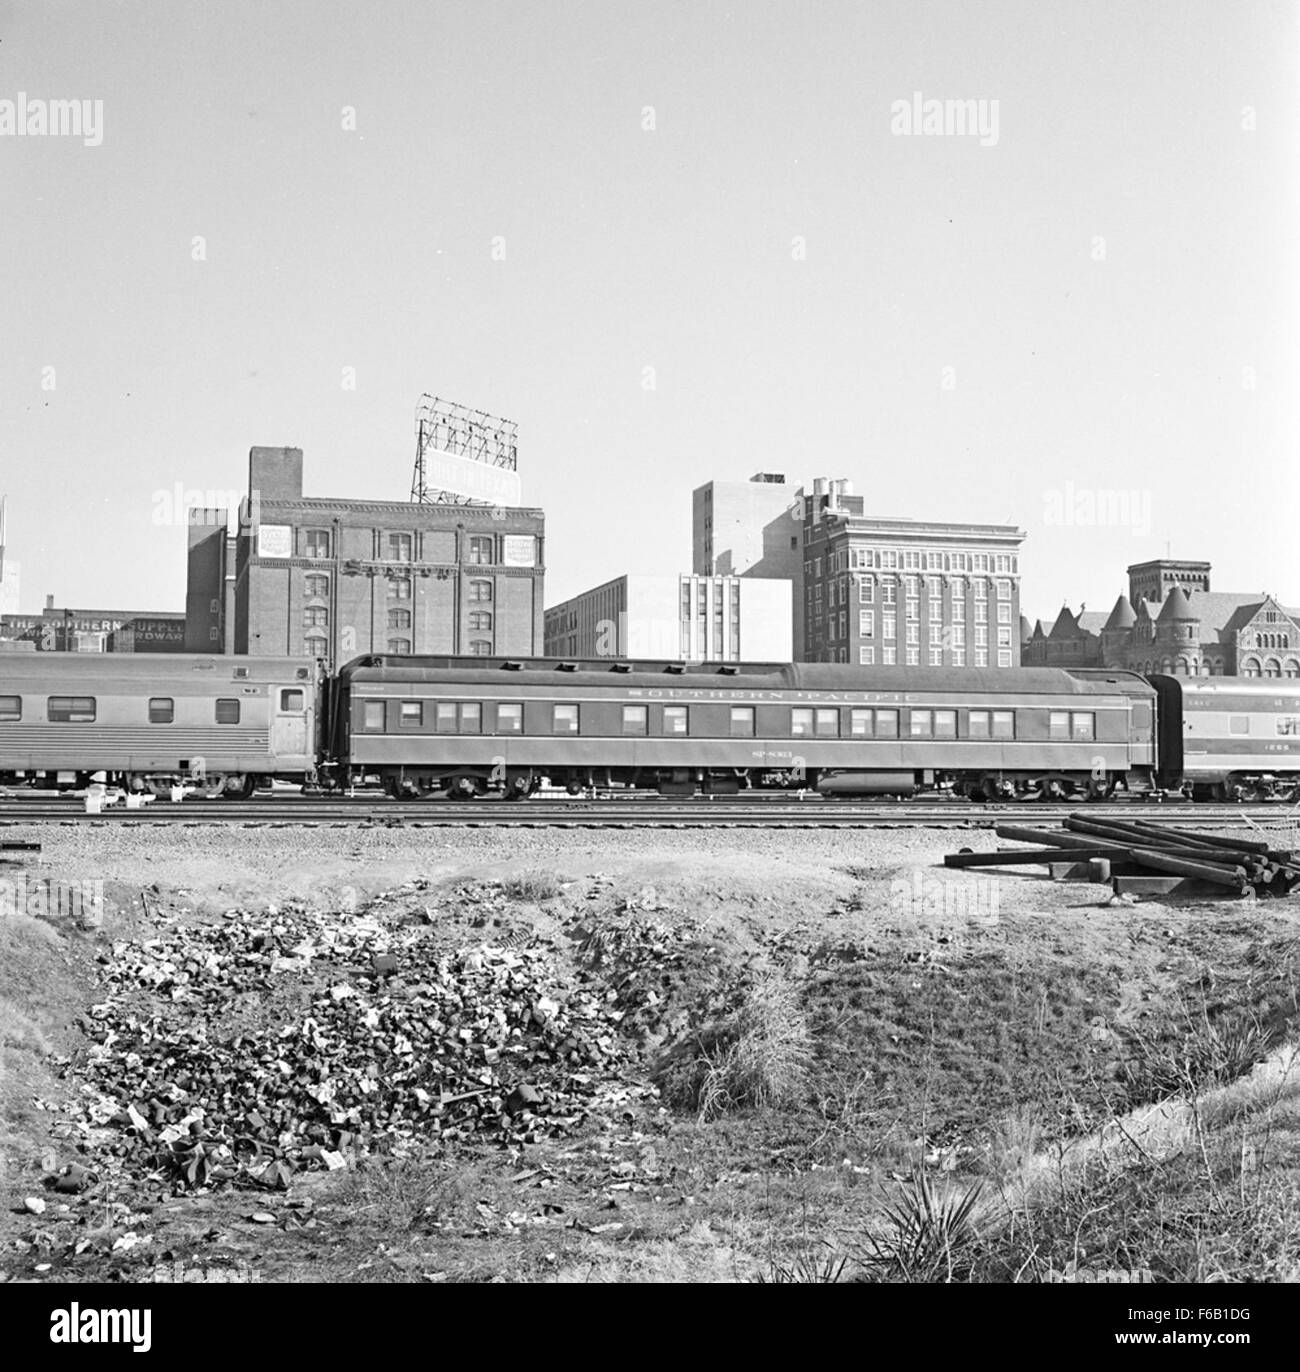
xmin=423 ymin=448 xmax=522 ymax=506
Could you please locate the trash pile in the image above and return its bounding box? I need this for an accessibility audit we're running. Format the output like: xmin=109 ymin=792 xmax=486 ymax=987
xmin=64 ymin=900 xmax=666 ymax=1192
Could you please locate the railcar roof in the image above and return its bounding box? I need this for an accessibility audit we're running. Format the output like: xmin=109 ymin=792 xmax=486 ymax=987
xmin=337 ymin=655 xmax=1153 ymax=696
xmin=0 ymin=654 xmax=315 ymax=680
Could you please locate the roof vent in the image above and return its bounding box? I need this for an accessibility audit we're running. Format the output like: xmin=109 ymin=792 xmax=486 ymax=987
xmin=718 ymin=665 xmax=739 ymax=675
xmin=233 ymin=667 xmax=249 ymax=679
xmin=666 ymin=664 xmax=685 ymax=674
xmin=557 ymin=662 xmax=578 ymax=672
xmin=611 ymin=662 xmax=632 ymax=673
xmin=501 ymin=661 xmax=524 ymax=671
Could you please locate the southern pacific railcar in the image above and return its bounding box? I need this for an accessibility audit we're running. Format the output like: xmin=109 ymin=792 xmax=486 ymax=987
xmin=331 ymin=656 xmax=1158 ymax=799
xmin=1152 ymin=674 xmax=1300 ymax=801
xmin=0 ymin=654 xmax=320 ymax=796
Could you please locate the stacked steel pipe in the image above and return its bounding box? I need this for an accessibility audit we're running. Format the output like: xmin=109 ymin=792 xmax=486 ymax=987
xmin=944 ymin=813 xmax=1299 ymax=899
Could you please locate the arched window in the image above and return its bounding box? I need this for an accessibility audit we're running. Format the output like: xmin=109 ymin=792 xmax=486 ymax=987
xmin=1264 ymin=658 xmax=1282 ymax=678
xmin=388 ymin=608 xmax=411 ymax=630
xmin=304 ymin=636 xmax=328 ymax=659
xmin=387 ymin=638 xmax=411 ymax=655
xmin=1284 ymin=660 xmax=1300 ymax=679
xmin=468 ymin=611 xmax=492 ymax=632
xmin=1241 ymin=657 xmax=1261 ymax=677
xmin=469 ymin=640 xmax=492 ymax=656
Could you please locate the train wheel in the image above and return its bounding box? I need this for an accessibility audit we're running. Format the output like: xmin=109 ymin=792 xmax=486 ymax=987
xmin=449 ymin=775 xmax=484 ymax=800
xmin=1085 ymin=777 xmax=1116 ymax=802
xmin=503 ymin=773 xmax=534 ymax=801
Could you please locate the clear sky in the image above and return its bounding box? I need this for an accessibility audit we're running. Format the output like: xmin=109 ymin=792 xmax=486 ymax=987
xmin=1 ymin=0 xmax=1296 ymax=626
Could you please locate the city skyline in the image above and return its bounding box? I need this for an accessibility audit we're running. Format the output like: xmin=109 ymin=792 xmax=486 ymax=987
xmin=2 ymin=1 xmax=1296 ymax=625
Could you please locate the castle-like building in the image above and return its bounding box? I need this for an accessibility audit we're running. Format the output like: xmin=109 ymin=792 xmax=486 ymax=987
xmin=1022 ymin=559 xmax=1300 ymax=678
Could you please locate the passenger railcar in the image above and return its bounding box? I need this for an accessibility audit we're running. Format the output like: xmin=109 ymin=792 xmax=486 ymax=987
xmin=331 ymin=656 xmax=1158 ymax=799
xmin=0 ymin=654 xmax=320 ymax=796
xmin=1152 ymin=674 xmax=1300 ymax=801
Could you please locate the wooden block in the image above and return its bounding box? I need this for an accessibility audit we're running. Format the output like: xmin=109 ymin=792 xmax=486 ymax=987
xmin=1088 ymin=858 xmax=1111 ymax=883
xmin=1111 ymin=875 xmax=1244 ymax=898
xmin=1049 ymin=862 xmax=1094 ymax=881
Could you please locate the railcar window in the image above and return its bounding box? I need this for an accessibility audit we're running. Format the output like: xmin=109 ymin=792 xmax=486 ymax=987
xmin=1049 ymin=711 xmax=1070 ymax=741
xmin=0 ymin=695 xmax=21 ymax=721
xmin=791 ymin=708 xmax=814 ymax=736
xmin=497 ymin=702 xmax=522 ymax=733
xmin=910 ymin=709 xmax=932 ymax=738
xmin=623 ymin=705 xmax=648 ymax=736
xmin=730 ymin=706 xmax=755 ymax=737
xmin=280 ymin=690 xmax=304 ymax=711
xmin=460 ymin=703 xmax=482 ymax=732
xmin=815 ymin=708 xmax=839 ymax=737
xmin=992 ymin=710 xmax=1015 ymax=739
xmin=553 ymin=704 xmax=579 ymax=734
xmin=1229 ymin=716 xmax=1250 ymax=735
xmin=435 ymin=703 xmax=457 ymax=732
xmin=149 ymin=697 xmax=174 ymax=724
xmin=876 ymin=709 xmax=899 ymax=738
xmin=401 ymin=701 xmax=424 ymax=725
xmin=849 ymin=708 xmax=871 ymax=736
xmin=934 ymin=710 xmax=957 ymax=738
xmin=363 ymin=701 xmax=385 ymax=730
xmin=663 ymin=706 xmax=688 ymax=735
xmin=969 ymin=710 xmax=990 ymax=738
xmin=1071 ymin=713 xmax=1095 ymax=741
xmin=49 ymin=696 xmax=97 ymax=723
xmin=215 ymin=699 xmax=240 ymax=725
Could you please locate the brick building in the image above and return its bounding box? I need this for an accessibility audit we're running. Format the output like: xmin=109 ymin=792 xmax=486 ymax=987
xmin=801 ymin=480 xmax=1025 ymax=667
xmin=187 ymin=447 xmax=545 ymax=667
xmin=0 ymin=595 xmax=184 ymax=652
xmin=1022 ymin=560 xmax=1300 ymax=677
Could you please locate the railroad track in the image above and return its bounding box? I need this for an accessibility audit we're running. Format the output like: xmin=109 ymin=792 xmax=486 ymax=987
xmin=0 ymin=792 xmax=1287 ymax=830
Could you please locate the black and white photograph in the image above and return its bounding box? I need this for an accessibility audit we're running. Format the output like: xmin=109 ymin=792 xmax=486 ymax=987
xmin=1 ymin=0 xmax=1297 ymax=1335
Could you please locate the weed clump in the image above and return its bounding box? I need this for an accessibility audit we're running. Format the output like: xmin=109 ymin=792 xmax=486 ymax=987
xmin=500 ymin=871 xmax=564 ymax=904
xmin=656 ymin=974 xmax=813 ymax=1119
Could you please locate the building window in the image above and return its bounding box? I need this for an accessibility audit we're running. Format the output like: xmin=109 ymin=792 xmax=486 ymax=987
xmin=215 ymin=699 xmax=240 ymax=725
xmin=497 ymin=702 xmax=522 ymax=733
xmin=305 ymin=636 xmax=328 ymax=659
xmin=906 ymin=599 xmax=919 ymax=621
xmin=304 ymin=607 xmax=328 ymax=628
xmin=929 ymin=623 xmax=943 ymax=645
xmin=0 ymin=695 xmax=20 ymax=721
xmin=388 ymin=533 xmax=413 ymax=562
xmin=975 ymin=625 xmax=988 ymax=647
xmin=468 ymin=611 xmax=492 ymax=632
xmin=622 ymin=705 xmax=648 ymax=736
xmin=390 ymin=575 xmax=412 ymax=600
xmin=883 ymin=613 xmax=896 ymax=640
xmin=387 ymin=638 xmax=411 ymax=655
xmin=973 ymin=579 xmax=987 ymax=600
xmin=906 ymin=624 xmax=919 ymax=645
xmin=730 ymin=706 xmax=755 ymax=737
xmin=388 ymin=608 xmax=411 ymax=630
xmin=305 ymin=573 xmax=330 ymax=599
xmin=469 ymin=640 xmax=492 ymax=656
xmin=469 ymin=579 xmax=493 ymax=603
xmin=882 ymin=646 xmax=896 ymax=665
xmin=952 ymin=649 xmax=965 ymax=665
xmin=905 ymin=647 xmax=919 ymax=665
xmin=468 ymin=535 xmax=495 ymax=564
xmin=929 ymin=598 xmax=942 ymax=622
xmin=860 ymin=575 xmax=874 ymax=603
xmin=974 ymin=649 xmax=988 ymax=667
xmin=997 ymin=650 xmax=1013 ymax=668
xmin=997 ymin=603 xmax=1012 ymax=624
xmin=304 ymin=529 xmax=331 ymax=558
xmin=553 ymin=703 xmax=579 ymax=733
xmin=859 ymin=612 xmax=874 ymax=637
xmin=929 ymin=648 xmax=943 ymax=665
xmin=859 ymin=646 xmax=874 ymax=665
xmin=664 ymin=706 xmax=688 ymax=735
xmin=148 ymin=697 xmax=174 ymax=724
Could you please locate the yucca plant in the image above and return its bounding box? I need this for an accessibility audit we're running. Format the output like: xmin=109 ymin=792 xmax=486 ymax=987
xmin=858 ymin=1167 xmax=985 ymax=1282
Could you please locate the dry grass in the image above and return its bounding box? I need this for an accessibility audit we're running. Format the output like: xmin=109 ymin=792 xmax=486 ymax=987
xmin=499 ymin=870 xmax=565 ymax=903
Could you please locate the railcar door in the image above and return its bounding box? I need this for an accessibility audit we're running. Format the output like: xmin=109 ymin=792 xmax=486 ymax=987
xmin=271 ymin=686 xmax=309 ymax=761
